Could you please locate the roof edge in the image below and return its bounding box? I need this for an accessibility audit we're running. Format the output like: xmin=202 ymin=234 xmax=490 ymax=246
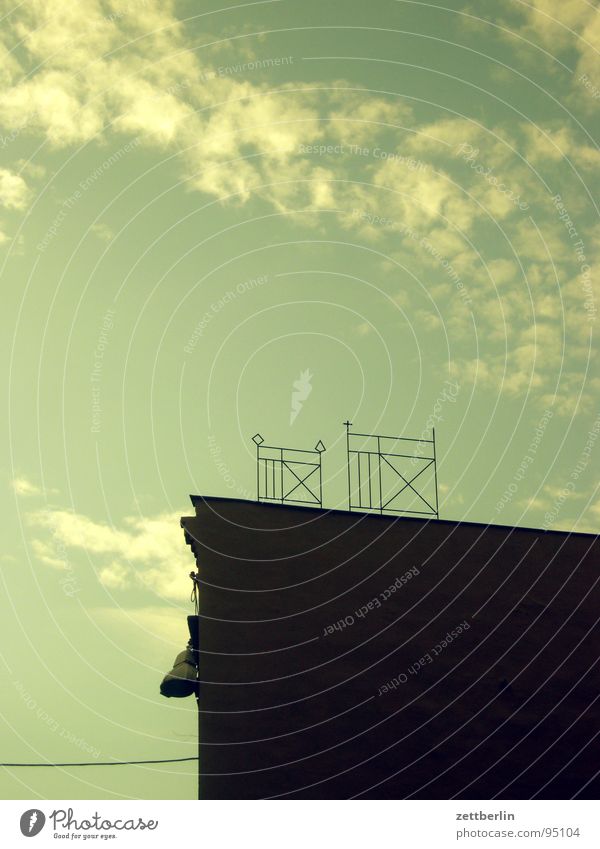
xmin=185 ymin=494 xmax=599 ymax=539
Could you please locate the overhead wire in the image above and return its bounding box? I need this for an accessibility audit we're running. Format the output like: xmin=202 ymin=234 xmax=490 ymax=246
xmin=0 ymin=756 xmax=197 ymax=767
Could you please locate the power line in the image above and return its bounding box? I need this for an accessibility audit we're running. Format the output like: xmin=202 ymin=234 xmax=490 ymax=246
xmin=0 ymin=757 xmax=197 ymax=767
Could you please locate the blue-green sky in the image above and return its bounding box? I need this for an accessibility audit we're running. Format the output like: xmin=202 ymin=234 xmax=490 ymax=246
xmin=1 ymin=0 xmax=598 ymax=799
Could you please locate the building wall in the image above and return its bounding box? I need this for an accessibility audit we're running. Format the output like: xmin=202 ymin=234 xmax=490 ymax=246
xmin=181 ymin=497 xmax=600 ymax=799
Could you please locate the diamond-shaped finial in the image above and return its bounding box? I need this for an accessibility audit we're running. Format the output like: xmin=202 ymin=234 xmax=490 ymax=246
xmin=314 ymin=440 xmax=326 ymax=453
xmin=252 ymin=433 xmax=264 ymax=445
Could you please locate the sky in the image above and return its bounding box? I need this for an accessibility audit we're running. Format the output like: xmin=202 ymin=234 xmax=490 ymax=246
xmin=0 ymin=0 xmax=599 ymax=800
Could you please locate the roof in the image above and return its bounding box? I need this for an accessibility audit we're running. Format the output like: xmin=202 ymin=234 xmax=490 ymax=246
xmin=186 ymin=494 xmax=598 ymax=539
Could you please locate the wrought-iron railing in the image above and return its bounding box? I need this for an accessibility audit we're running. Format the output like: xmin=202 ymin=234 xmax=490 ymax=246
xmin=252 ymin=434 xmax=326 ymax=507
xmin=344 ymin=421 xmax=439 ymax=517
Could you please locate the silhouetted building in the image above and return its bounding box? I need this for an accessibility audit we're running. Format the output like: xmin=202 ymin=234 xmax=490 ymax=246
xmin=181 ymin=496 xmax=599 ymax=799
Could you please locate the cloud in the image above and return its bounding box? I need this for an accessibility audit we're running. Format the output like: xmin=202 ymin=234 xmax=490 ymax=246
xmin=508 ymin=0 xmax=591 ymax=50
xmin=98 ymin=560 xmax=130 ymax=589
xmin=588 ymin=499 xmax=600 ymax=522
xmin=0 ymin=1 xmax=439 ymax=216
xmin=0 ymin=168 xmax=29 ymax=209
xmin=327 ymin=93 xmax=414 ymax=147
xmin=520 ymin=124 xmax=600 ymax=170
xmin=0 ymin=0 xmax=593 ymax=232
xmin=90 ymin=221 xmax=114 ymax=242
xmin=12 ymin=476 xmax=42 ymax=496
xmin=28 ymin=507 xmax=192 ymax=600
xmin=93 ymin=604 xmax=194 ymax=656
xmin=0 ymin=0 xmax=197 ymax=146
xmin=503 ymin=0 xmax=600 ymax=113
xmin=0 ymin=71 xmax=107 ymax=146
xmin=0 ymin=0 xmax=595 ymax=426
xmin=30 ymin=538 xmax=64 ymax=569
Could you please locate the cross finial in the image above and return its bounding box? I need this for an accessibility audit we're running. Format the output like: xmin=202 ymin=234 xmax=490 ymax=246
xmin=343 ymin=420 xmax=352 ymax=431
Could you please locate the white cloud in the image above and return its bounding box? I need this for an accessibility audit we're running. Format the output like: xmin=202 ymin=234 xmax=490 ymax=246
xmin=0 ymin=0 xmax=593 ymax=236
xmin=30 ymin=538 xmax=64 ymax=569
xmin=98 ymin=560 xmax=130 ymax=589
xmin=28 ymin=507 xmax=193 ymax=600
xmin=509 ymin=0 xmax=591 ymax=50
xmin=93 ymin=604 xmax=193 ymax=654
xmin=0 ymin=168 xmax=29 ymax=209
xmin=12 ymin=476 xmax=42 ymax=496
xmin=505 ymin=0 xmax=600 ymax=114
xmin=521 ymin=124 xmax=600 ymax=170
xmin=0 ymin=0 xmax=595 ymax=426
xmin=90 ymin=221 xmax=114 ymax=242
xmin=327 ymin=94 xmax=413 ymax=146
